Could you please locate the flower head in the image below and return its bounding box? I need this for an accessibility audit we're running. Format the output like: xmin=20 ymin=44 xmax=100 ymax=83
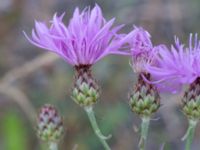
xmin=129 ymin=27 xmax=159 ymax=73
xmin=72 ymin=65 xmax=100 ymax=107
xmin=146 ymin=34 xmax=200 ymax=93
xmin=24 ymin=4 xmax=131 ymax=66
xmin=129 ymin=73 xmax=160 ymax=117
xmin=182 ymin=77 xmax=200 ymax=120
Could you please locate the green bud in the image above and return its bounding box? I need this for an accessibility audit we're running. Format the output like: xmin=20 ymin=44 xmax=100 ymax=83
xmin=72 ymin=65 xmax=100 ymax=107
xmin=37 ymin=104 xmax=64 ymax=142
xmin=129 ymin=73 xmax=160 ymax=117
xmin=182 ymin=78 xmax=200 ymax=120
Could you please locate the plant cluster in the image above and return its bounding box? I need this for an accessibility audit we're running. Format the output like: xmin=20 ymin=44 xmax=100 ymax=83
xmin=24 ymin=4 xmax=200 ymax=150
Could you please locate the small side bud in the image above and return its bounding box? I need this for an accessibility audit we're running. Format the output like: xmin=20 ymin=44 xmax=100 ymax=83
xmin=182 ymin=77 xmax=200 ymax=120
xmin=37 ymin=104 xmax=64 ymax=142
xmin=129 ymin=73 xmax=160 ymax=117
xmin=72 ymin=65 xmax=100 ymax=107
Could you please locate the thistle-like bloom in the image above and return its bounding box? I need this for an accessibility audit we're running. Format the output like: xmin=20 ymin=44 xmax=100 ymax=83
xmin=24 ymin=4 xmax=131 ymax=66
xmin=25 ymin=5 xmax=127 ymax=149
xmin=129 ymin=27 xmax=160 ymax=73
xmin=146 ymin=34 xmax=200 ymax=93
xmin=128 ymin=27 xmax=161 ymax=117
xmin=147 ymin=34 xmax=200 ymax=150
xmin=128 ymin=27 xmax=161 ymax=149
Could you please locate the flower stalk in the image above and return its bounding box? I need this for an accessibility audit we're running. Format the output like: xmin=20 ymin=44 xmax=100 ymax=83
xmin=182 ymin=119 xmax=198 ymax=150
xmin=85 ymin=106 xmax=111 ymax=150
xmin=139 ymin=117 xmax=150 ymax=150
xmin=49 ymin=142 xmax=58 ymax=150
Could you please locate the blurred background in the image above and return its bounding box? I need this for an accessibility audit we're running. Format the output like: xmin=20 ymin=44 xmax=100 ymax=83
xmin=0 ymin=0 xmax=200 ymax=149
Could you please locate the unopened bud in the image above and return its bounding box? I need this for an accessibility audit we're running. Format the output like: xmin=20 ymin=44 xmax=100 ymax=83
xmin=37 ymin=104 xmax=64 ymax=142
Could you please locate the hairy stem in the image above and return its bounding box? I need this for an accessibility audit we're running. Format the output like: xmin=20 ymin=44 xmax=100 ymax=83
xmin=139 ymin=117 xmax=150 ymax=150
xmin=84 ymin=106 xmax=112 ymax=150
xmin=182 ymin=119 xmax=198 ymax=150
xmin=49 ymin=142 xmax=58 ymax=150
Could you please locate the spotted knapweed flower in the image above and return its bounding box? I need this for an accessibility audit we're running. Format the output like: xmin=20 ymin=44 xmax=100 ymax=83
xmin=128 ymin=27 xmax=161 ymax=149
xmin=148 ymin=34 xmax=200 ymax=149
xmin=128 ymin=27 xmax=160 ymax=117
xmin=146 ymin=34 xmax=200 ymax=120
xmin=146 ymin=34 xmax=200 ymax=93
xmin=24 ymin=4 xmax=132 ymax=107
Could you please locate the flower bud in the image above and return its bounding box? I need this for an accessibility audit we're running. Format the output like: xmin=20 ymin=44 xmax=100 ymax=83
xmin=182 ymin=77 xmax=200 ymax=120
xmin=72 ymin=65 xmax=100 ymax=107
xmin=37 ymin=104 xmax=64 ymax=142
xmin=129 ymin=73 xmax=160 ymax=117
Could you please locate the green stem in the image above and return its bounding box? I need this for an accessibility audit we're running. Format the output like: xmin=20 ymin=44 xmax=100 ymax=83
xmin=139 ymin=117 xmax=150 ymax=150
xmin=49 ymin=142 xmax=58 ymax=150
xmin=182 ymin=119 xmax=198 ymax=150
xmin=84 ymin=106 xmax=112 ymax=150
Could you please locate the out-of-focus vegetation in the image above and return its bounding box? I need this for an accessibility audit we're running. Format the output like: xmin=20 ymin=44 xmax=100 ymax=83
xmin=0 ymin=0 xmax=200 ymax=149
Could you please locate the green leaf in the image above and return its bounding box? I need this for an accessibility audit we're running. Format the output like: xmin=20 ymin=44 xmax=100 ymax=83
xmin=1 ymin=111 xmax=28 ymax=150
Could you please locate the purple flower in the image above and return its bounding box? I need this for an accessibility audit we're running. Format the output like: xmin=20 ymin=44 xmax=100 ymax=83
xmin=146 ymin=34 xmax=200 ymax=93
xmin=129 ymin=27 xmax=160 ymax=73
xmin=24 ymin=4 xmax=132 ymax=66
